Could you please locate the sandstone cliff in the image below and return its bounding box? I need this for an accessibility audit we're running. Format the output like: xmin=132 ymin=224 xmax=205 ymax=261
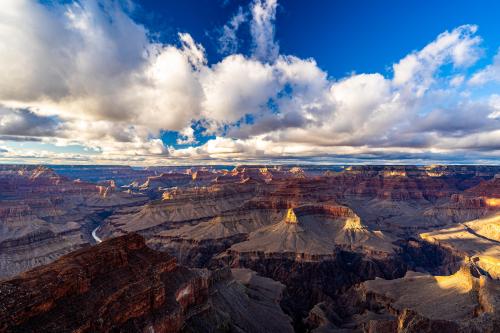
xmin=354 ymin=265 xmax=500 ymax=332
xmin=0 ymin=234 xmax=293 ymax=333
xmin=0 ymin=165 xmax=147 ymax=279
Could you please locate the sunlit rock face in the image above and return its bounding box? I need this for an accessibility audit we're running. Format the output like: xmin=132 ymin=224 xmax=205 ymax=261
xmin=486 ymin=197 xmax=500 ymax=208
xmin=421 ymin=214 xmax=500 ymax=279
xmin=342 ymin=264 xmax=500 ymax=332
xmin=467 ymin=177 xmax=500 ymax=209
xmin=223 ymin=204 xmax=395 ymax=258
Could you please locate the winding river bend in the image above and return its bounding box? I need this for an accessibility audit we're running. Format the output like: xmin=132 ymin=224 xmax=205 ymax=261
xmin=92 ymin=227 xmax=102 ymax=243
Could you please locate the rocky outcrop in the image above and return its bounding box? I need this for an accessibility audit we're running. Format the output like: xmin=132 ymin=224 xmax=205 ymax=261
xmin=140 ymin=173 xmax=192 ymax=190
xmin=223 ymin=204 xmax=396 ymax=259
xmin=146 ymin=200 xmax=395 ymax=268
xmin=424 ymin=194 xmax=495 ymax=223
xmin=0 ymin=234 xmax=293 ymax=333
xmin=423 ymin=176 xmax=500 ymax=223
xmin=421 ymin=214 xmax=500 ymax=278
xmin=0 ymin=225 xmax=87 ymax=280
xmin=305 ymin=302 xmax=340 ymax=332
xmin=185 ymin=268 xmax=294 ymax=333
xmin=198 ymin=205 xmax=405 ymax=325
xmin=50 ymin=165 xmax=155 ymax=186
xmin=330 ymin=170 xmax=457 ymax=201
xmin=99 ymin=181 xmax=260 ymax=238
xmin=466 ymin=176 xmax=500 ymax=198
xmin=0 ymin=165 xmax=147 ymax=279
xmin=349 ymin=265 xmax=500 ymax=332
xmin=189 ymin=170 xmax=218 ymax=184
xmin=103 ymin=165 xmax=487 ymax=242
xmin=345 ymin=165 xmax=500 ymax=179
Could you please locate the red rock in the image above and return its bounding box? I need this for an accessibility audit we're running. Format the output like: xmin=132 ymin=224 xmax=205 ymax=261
xmin=0 ymin=233 xmax=293 ymax=333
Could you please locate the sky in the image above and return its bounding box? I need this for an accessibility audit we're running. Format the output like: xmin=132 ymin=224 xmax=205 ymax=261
xmin=0 ymin=0 xmax=499 ymax=165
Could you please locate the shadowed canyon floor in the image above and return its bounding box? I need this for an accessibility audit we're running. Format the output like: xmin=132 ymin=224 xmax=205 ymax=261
xmin=0 ymin=164 xmax=499 ymax=332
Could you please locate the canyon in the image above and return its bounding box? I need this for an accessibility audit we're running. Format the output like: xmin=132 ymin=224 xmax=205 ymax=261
xmin=0 ymin=164 xmax=499 ymax=332
xmin=0 ymin=233 xmax=293 ymax=333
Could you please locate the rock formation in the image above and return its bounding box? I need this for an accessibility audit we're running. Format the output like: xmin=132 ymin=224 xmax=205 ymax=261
xmin=421 ymin=214 xmax=500 ymax=278
xmin=0 ymin=165 xmax=147 ymax=279
xmin=348 ymin=265 xmax=500 ymax=332
xmin=2 ymin=164 xmax=500 ymax=331
xmin=225 ymin=205 xmax=395 ymax=258
xmin=0 ymin=233 xmax=293 ymax=333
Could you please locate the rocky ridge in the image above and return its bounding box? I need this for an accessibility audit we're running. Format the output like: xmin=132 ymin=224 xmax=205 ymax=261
xmin=0 ymin=233 xmax=293 ymax=333
xmin=0 ymin=166 xmax=147 ymax=279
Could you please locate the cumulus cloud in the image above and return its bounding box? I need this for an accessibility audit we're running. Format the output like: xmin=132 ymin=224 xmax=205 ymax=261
xmin=171 ymin=24 xmax=497 ymax=163
xmin=200 ymin=54 xmax=278 ymax=125
xmin=393 ymin=25 xmax=481 ymax=96
xmin=0 ymin=0 xmax=148 ymax=107
xmin=0 ymin=0 xmax=498 ymax=165
xmin=0 ymin=0 xmax=203 ymax=160
xmin=176 ymin=126 xmax=197 ymax=145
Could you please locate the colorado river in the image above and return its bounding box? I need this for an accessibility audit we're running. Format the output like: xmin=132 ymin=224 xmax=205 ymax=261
xmin=92 ymin=227 xmax=102 ymax=243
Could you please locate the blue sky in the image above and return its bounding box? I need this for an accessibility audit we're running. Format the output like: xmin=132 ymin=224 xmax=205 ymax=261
xmin=0 ymin=0 xmax=499 ymax=165
xmin=135 ymin=0 xmax=500 ymax=76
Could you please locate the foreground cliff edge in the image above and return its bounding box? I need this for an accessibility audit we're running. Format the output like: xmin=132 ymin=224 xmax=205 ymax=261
xmin=1 ymin=236 xmax=498 ymax=333
xmin=0 ymin=233 xmax=294 ymax=333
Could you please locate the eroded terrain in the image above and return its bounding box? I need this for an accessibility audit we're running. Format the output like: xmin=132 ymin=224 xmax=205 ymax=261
xmin=0 ymin=164 xmax=499 ymax=332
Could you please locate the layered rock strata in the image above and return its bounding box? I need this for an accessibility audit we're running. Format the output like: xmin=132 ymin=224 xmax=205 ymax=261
xmin=0 ymin=234 xmax=293 ymax=333
xmin=0 ymin=166 xmax=147 ymax=279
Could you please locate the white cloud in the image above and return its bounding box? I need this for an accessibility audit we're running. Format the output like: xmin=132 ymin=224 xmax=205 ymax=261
xmin=449 ymin=75 xmax=465 ymax=87
xmin=488 ymin=95 xmax=500 ymax=119
xmin=0 ymin=1 xmax=498 ymax=164
xmin=0 ymin=0 xmax=204 ymax=159
xmin=250 ymin=0 xmax=279 ymax=62
xmin=218 ymin=7 xmax=247 ymax=55
xmin=176 ymin=126 xmax=197 ymax=145
xmin=393 ymin=25 xmax=481 ymax=96
xmin=469 ymin=49 xmax=500 ymax=85
xmin=200 ymin=54 xmax=278 ymax=124
xmin=330 ymin=73 xmax=393 ymax=134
